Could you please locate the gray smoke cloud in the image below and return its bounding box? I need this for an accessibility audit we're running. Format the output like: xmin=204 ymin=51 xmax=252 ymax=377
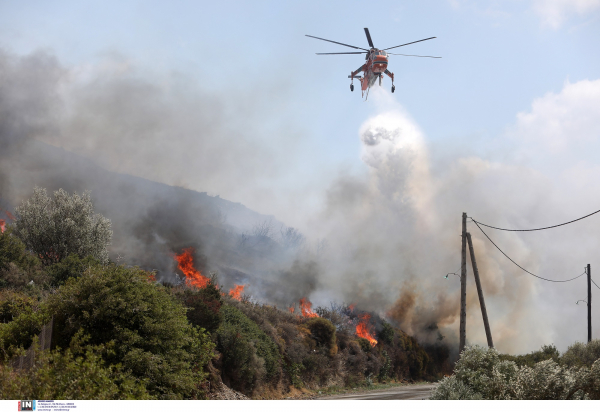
xmin=304 ymin=86 xmax=600 ymax=355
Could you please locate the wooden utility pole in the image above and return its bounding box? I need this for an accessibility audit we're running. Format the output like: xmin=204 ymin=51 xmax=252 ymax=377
xmin=459 ymin=212 xmax=467 ymax=355
xmin=466 ymin=232 xmax=494 ymax=348
xmin=588 ymin=264 xmax=592 ymax=343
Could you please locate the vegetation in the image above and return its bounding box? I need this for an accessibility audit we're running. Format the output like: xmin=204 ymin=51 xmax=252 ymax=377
xmin=0 ymin=186 xmax=453 ymax=399
xmin=430 ymin=343 xmax=600 ymax=400
xmin=13 ymin=187 xmax=112 ymax=265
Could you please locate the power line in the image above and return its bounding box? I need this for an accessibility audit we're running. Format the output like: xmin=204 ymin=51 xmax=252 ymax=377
xmin=470 ymin=207 xmax=600 ymax=232
xmin=471 ymin=219 xmax=587 ymax=283
xmin=592 ymin=278 xmax=600 ymax=290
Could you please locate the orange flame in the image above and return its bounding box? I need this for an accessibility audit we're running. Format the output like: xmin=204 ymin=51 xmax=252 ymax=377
xmin=229 ymin=284 xmax=245 ymax=301
xmin=348 ymin=303 xmax=356 ymax=312
xmin=299 ymin=297 xmax=319 ymax=318
xmin=356 ymin=313 xmax=378 ymax=347
xmin=174 ymin=248 xmax=209 ymax=289
xmin=5 ymin=211 xmax=14 ymax=221
xmin=0 ymin=220 xmax=5 ymax=233
xmin=147 ymin=273 xmax=156 ymax=283
xmin=288 ymin=307 xmax=295 ymax=314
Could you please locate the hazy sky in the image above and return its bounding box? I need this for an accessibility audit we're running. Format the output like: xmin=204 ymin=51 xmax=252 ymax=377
xmin=1 ymin=0 xmax=600 ymax=353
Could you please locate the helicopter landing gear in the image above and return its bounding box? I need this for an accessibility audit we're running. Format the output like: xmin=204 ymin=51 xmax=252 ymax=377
xmin=350 ymin=84 xmax=354 ymax=92
xmin=379 ymin=75 xmax=382 ymax=86
xmin=391 ymin=85 xmax=395 ymax=93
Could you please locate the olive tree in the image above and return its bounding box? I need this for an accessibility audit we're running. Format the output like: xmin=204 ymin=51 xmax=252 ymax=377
xmin=14 ymin=187 xmax=112 ymax=265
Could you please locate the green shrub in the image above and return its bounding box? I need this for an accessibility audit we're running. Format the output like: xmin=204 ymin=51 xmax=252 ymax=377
xmin=47 ymin=264 xmax=215 ymax=399
xmin=216 ymin=304 xmax=281 ymax=393
xmin=0 ymin=229 xmax=46 ymax=291
xmin=45 ymin=254 xmax=102 ymax=286
xmin=0 ymin=332 xmax=149 ymax=399
xmin=0 ymin=228 xmax=39 ymax=272
xmin=357 ymin=338 xmax=372 ymax=353
xmin=500 ymin=344 xmax=560 ymax=368
xmin=0 ymin=306 xmax=50 ymax=360
xmin=175 ymin=281 xmax=222 ymax=333
xmin=0 ymin=290 xmax=38 ymax=323
xmin=378 ymin=350 xmax=392 ymax=381
xmin=379 ymin=321 xmax=395 ymax=345
xmin=304 ymin=317 xmax=337 ymax=356
xmin=561 ymin=340 xmax=600 ymax=368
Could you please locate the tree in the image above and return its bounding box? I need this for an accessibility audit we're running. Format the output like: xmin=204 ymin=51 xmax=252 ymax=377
xmin=13 ymin=187 xmax=112 ymax=265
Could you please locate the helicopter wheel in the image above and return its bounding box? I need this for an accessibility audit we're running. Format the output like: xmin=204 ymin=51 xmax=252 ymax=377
xmin=350 ymin=84 xmax=354 ymax=92
xmin=391 ymin=85 xmax=395 ymax=93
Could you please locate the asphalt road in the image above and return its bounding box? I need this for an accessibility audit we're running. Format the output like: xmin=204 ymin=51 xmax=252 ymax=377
xmin=320 ymin=383 xmax=438 ymax=400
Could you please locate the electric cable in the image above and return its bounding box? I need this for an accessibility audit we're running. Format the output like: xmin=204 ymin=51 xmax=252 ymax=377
xmin=470 ymin=207 xmax=600 ymax=232
xmin=471 ymin=219 xmax=587 ymax=283
xmin=592 ymin=278 xmax=600 ymax=290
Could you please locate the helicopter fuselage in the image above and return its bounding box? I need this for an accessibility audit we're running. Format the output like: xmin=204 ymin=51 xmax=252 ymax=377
xmin=350 ymin=48 xmax=394 ymax=95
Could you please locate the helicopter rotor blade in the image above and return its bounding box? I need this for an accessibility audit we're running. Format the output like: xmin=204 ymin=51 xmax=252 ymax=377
xmin=383 ymin=37 xmax=436 ymax=51
xmin=364 ymin=28 xmax=374 ymax=48
xmin=305 ymin=34 xmax=369 ymax=51
xmin=316 ymin=52 xmax=367 ymax=55
xmin=388 ymin=53 xmax=441 ymax=58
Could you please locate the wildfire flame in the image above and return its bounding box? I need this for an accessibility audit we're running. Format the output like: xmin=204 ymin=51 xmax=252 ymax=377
xmin=174 ymin=248 xmax=209 ymax=289
xmin=299 ymin=297 xmax=319 ymax=318
xmin=288 ymin=307 xmax=295 ymax=314
xmin=229 ymin=284 xmax=245 ymax=301
xmin=0 ymin=208 xmax=14 ymax=234
xmin=356 ymin=313 xmax=378 ymax=347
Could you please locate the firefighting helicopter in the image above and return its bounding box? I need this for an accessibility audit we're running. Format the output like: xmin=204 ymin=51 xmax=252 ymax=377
xmin=306 ymin=28 xmax=440 ymax=99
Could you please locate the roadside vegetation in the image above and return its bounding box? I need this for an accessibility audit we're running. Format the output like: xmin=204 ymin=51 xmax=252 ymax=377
xmin=0 ymin=187 xmax=450 ymax=399
xmin=430 ymin=342 xmax=600 ymax=400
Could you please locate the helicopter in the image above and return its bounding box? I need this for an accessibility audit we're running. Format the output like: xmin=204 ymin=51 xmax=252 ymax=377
xmin=306 ymin=28 xmax=440 ymax=98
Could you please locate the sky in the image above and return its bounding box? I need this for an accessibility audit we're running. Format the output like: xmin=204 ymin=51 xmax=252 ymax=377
xmin=1 ymin=0 xmax=600 ymax=354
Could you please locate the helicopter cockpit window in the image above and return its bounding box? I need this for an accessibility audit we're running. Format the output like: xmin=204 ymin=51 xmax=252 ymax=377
xmin=378 ymin=51 xmax=388 ymax=56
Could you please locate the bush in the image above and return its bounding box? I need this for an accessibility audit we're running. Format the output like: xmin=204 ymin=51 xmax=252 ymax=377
xmin=14 ymin=187 xmax=112 ymax=265
xmin=45 ymin=253 xmax=102 ymax=286
xmin=0 ymin=332 xmax=149 ymax=399
xmin=0 ymin=228 xmax=39 ymax=272
xmin=561 ymin=340 xmax=600 ymax=368
xmin=175 ymin=281 xmax=222 ymax=333
xmin=378 ymin=321 xmax=395 ymax=345
xmin=0 ymin=229 xmax=46 ymax=291
xmin=0 ymin=290 xmax=38 ymax=323
xmin=500 ymin=344 xmax=560 ymax=368
xmin=0 ymin=305 xmax=50 ymax=360
xmin=430 ymin=345 xmax=600 ymax=400
xmin=47 ymin=264 xmax=215 ymax=399
xmin=216 ymin=304 xmax=281 ymax=393
xmin=304 ymin=317 xmax=337 ymax=356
